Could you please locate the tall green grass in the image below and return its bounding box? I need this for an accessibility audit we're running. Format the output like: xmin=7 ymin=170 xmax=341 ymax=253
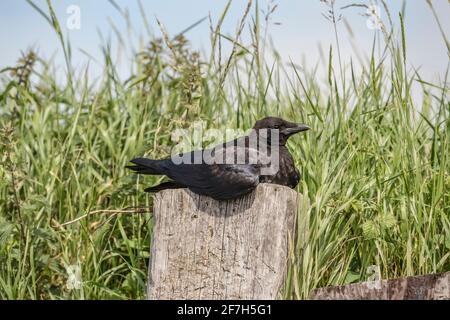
xmin=0 ymin=0 xmax=448 ymax=299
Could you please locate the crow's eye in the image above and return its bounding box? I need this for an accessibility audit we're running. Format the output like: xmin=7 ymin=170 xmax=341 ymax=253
xmin=273 ymin=125 xmax=280 ymax=129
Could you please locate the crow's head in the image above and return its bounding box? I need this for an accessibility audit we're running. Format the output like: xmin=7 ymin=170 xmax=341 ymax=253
xmin=253 ymin=117 xmax=310 ymax=145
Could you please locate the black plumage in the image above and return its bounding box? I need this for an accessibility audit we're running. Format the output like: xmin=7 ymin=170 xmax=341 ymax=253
xmin=127 ymin=117 xmax=310 ymax=200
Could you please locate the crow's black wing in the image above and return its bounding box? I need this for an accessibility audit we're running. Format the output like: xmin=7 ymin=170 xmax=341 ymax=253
xmin=144 ymin=181 xmax=185 ymax=193
xmin=159 ymin=146 xmax=269 ymax=200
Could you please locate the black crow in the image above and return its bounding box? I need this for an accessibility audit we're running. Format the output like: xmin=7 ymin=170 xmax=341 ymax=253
xmin=127 ymin=117 xmax=310 ymax=200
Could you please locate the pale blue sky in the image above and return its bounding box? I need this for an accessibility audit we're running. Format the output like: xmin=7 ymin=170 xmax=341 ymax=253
xmin=0 ymin=0 xmax=449 ymax=83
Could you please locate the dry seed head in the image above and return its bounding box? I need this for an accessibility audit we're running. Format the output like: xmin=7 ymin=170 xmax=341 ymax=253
xmin=10 ymin=49 xmax=37 ymax=88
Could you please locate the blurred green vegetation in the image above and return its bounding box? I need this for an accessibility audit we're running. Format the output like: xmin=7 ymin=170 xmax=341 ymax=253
xmin=0 ymin=0 xmax=448 ymax=299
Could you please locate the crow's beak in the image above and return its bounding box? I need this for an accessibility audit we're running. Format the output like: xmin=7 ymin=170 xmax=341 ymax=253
xmin=282 ymin=124 xmax=311 ymax=135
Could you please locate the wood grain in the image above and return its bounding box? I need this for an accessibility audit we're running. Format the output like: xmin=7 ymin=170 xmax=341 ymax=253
xmin=147 ymin=183 xmax=299 ymax=300
xmin=310 ymin=272 xmax=450 ymax=300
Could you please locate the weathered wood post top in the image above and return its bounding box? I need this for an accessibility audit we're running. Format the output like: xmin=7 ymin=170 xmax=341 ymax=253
xmin=148 ymin=183 xmax=300 ymax=300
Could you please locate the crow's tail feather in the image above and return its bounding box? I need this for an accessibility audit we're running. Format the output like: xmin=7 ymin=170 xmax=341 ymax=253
xmin=144 ymin=181 xmax=185 ymax=193
xmin=126 ymin=158 xmax=164 ymax=175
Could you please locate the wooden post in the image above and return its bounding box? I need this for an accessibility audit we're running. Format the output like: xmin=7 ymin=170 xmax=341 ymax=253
xmin=147 ymin=183 xmax=299 ymax=300
xmin=310 ymin=272 xmax=450 ymax=300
